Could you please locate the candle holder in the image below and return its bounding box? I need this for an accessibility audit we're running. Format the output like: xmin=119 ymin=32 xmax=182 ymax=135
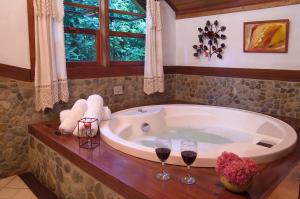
xmin=77 ymin=118 xmax=100 ymax=149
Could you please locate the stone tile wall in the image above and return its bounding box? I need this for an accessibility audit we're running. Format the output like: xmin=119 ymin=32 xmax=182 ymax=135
xmin=28 ymin=135 xmax=126 ymax=199
xmin=175 ymin=74 xmax=300 ymax=119
xmin=0 ymin=78 xmax=60 ymax=178
xmin=1 ymin=73 xmax=299 ymax=179
xmin=0 ymin=75 xmax=175 ymax=178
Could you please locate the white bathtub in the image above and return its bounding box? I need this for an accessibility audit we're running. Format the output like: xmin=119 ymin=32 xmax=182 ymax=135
xmin=100 ymin=104 xmax=297 ymax=167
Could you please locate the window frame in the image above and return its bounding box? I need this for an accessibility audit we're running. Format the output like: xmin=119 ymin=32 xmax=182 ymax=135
xmin=64 ymin=0 xmax=146 ymax=69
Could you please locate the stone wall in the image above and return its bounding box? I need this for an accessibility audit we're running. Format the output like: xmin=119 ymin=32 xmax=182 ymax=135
xmin=0 ymin=77 xmax=59 ymax=178
xmin=175 ymin=74 xmax=300 ymax=119
xmin=1 ymin=73 xmax=299 ymax=178
xmin=28 ymin=135 xmax=125 ymax=199
xmin=0 ymin=75 xmax=175 ymax=178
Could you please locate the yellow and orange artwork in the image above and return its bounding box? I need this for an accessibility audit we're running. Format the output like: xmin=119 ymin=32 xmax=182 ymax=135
xmin=244 ymin=19 xmax=289 ymax=53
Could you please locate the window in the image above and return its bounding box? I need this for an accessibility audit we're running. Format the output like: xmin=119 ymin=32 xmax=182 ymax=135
xmin=64 ymin=0 xmax=146 ymax=66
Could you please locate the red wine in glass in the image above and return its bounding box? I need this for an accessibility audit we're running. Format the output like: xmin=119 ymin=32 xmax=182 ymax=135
xmin=181 ymin=151 xmax=197 ymax=165
xmin=156 ymin=148 xmax=171 ymax=162
xmin=181 ymin=140 xmax=197 ymax=185
xmin=155 ymin=138 xmax=172 ymax=181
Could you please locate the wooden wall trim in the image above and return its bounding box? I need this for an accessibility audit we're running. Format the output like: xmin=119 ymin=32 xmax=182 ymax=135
xmin=0 ymin=63 xmax=32 ymax=82
xmin=1 ymin=64 xmax=299 ymax=82
xmin=67 ymin=65 xmax=144 ymax=79
xmin=27 ymin=0 xmax=35 ymax=81
xmin=164 ymin=66 xmax=300 ymax=82
xmin=68 ymin=65 xmax=300 ymax=81
xmin=176 ymin=0 xmax=300 ymax=19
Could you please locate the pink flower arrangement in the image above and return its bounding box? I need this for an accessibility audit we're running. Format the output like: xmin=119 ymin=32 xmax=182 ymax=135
xmin=216 ymin=152 xmax=258 ymax=185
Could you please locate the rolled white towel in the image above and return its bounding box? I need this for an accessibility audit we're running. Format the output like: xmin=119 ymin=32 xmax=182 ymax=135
xmin=60 ymin=109 xmax=71 ymax=123
xmin=102 ymin=106 xmax=111 ymax=121
xmin=59 ymin=99 xmax=87 ymax=134
xmin=73 ymin=95 xmax=103 ymax=137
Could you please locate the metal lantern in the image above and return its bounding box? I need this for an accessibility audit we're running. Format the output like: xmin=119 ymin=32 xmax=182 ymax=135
xmin=77 ymin=118 xmax=100 ymax=149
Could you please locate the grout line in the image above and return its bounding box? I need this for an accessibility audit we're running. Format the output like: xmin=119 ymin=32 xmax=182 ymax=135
xmin=6 ymin=187 xmax=30 ymax=190
xmin=0 ymin=175 xmax=17 ymax=191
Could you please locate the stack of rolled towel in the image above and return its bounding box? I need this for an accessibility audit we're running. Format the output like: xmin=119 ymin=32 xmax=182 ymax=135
xmin=59 ymin=94 xmax=111 ymax=137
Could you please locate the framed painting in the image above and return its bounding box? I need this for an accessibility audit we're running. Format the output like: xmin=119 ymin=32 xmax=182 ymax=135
xmin=244 ymin=19 xmax=289 ymax=53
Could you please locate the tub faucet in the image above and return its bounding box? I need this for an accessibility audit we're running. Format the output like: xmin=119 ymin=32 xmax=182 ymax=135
xmin=138 ymin=108 xmax=147 ymax=113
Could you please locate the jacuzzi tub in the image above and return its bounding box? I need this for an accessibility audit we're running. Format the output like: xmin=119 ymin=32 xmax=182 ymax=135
xmin=100 ymin=104 xmax=297 ymax=167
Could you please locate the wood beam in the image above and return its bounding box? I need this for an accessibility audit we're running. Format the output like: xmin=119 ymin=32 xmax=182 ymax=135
xmin=176 ymin=0 xmax=300 ymax=19
xmin=100 ymin=0 xmax=110 ymax=67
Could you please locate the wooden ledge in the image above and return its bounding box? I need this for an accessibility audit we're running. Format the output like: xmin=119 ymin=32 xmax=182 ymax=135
xmin=28 ymin=116 xmax=300 ymax=199
xmin=164 ymin=66 xmax=300 ymax=82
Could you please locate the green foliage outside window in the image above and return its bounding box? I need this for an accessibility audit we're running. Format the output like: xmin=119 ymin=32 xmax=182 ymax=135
xmin=108 ymin=0 xmax=144 ymax=14
xmin=110 ymin=37 xmax=145 ymax=61
xmin=65 ymin=33 xmax=96 ymax=61
xmin=64 ymin=0 xmax=146 ymax=62
xmin=64 ymin=6 xmax=99 ymax=30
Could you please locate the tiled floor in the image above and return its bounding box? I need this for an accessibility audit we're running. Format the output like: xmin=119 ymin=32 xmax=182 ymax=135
xmin=0 ymin=175 xmax=37 ymax=199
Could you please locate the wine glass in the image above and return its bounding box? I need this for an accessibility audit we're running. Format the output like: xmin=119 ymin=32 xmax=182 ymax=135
xmin=181 ymin=140 xmax=197 ymax=185
xmin=155 ymin=138 xmax=172 ymax=181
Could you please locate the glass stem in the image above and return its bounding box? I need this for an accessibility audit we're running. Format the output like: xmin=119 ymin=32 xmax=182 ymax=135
xmin=161 ymin=162 xmax=165 ymax=173
xmin=187 ymin=165 xmax=190 ymax=177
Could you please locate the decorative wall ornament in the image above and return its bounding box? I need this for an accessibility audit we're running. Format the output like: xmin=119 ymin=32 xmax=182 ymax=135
xmin=244 ymin=19 xmax=289 ymax=53
xmin=193 ymin=20 xmax=226 ymax=59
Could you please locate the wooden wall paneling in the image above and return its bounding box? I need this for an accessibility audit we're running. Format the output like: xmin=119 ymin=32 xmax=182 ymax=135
xmin=109 ymin=31 xmax=146 ymax=38
xmin=66 ymin=65 xmax=300 ymax=81
xmin=164 ymin=66 xmax=300 ymax=82
xmin=67 ymin=65 xmax=144 ymax=79
xmin=110 ymin=61 xmax=144 ymax=66
xmin=166 ymin=0 xmax=300 ymax=19
xmin=174 ymin=0 xmax=281 ymax=13
xmin=0 ymin=64 xmax=32 ymax=81
xmin=1 ymin=63 xmax=299 ymax=83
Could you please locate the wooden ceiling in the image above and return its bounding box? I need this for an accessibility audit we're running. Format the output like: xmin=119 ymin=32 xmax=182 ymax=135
xmin=164 ymin=0 xmax=300 ymax=19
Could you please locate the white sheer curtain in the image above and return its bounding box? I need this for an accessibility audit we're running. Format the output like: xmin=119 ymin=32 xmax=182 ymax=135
xmin=144 ymin=0 xmax=164 ymax=95
xmin=34 ymin=0 xmax=69 ymax=111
